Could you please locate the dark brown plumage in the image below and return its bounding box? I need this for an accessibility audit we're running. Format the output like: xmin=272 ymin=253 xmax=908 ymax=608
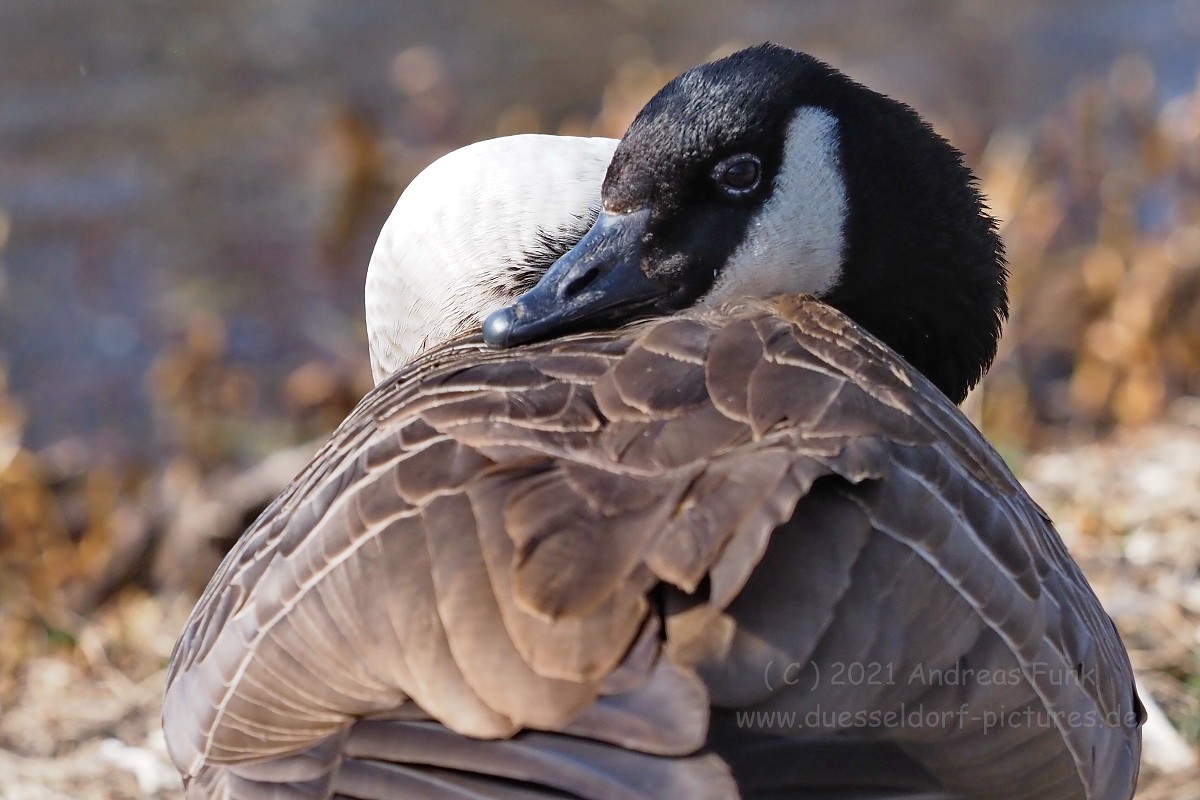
xmin=164 ymin=298 xmax=1140 ymax=800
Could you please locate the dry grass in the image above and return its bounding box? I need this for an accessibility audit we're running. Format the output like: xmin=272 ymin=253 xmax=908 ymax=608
xmin=977 ymin=54 xmax=1200 ymax=446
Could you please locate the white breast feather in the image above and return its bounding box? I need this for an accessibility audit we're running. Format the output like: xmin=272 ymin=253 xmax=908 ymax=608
xmin=366 ymin=135 xmax=618 ymax=383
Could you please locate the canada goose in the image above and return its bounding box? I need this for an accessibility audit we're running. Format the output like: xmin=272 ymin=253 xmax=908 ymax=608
xmin=163 ymin=44 xmax=1142 ymax=800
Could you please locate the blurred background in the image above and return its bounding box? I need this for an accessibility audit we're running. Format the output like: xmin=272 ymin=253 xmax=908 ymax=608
xmin=2 ymin=0 xmax=1199 ymax=796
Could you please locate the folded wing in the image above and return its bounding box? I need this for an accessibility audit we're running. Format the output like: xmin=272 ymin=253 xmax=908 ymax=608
xmin=164 ymin=299 xmax=1140 ymax=800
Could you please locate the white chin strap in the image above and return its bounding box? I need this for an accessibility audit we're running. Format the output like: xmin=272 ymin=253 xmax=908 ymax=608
xmin=702 ymin=107 xmax=847 ymax=306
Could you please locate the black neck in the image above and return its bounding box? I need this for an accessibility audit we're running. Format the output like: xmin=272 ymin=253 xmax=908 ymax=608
xmin=816 ymin=71 xmax=1007 ymax=404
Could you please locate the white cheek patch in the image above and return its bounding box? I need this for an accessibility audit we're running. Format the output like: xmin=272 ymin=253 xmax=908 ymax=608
xmin=702 ymin=107 xmax=847 ymax=305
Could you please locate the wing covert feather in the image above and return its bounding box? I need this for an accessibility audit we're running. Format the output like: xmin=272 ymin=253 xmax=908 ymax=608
xmin=164 ymin=299 xmax=1139 ymax=800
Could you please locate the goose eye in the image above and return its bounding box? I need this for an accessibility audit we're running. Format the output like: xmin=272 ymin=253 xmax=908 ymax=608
xmin=714 ymin=155 xmax=762 ymax=195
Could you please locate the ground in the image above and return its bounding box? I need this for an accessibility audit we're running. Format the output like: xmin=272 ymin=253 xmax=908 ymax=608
xmin=2 ymin=407 xmax=1197 ymax=799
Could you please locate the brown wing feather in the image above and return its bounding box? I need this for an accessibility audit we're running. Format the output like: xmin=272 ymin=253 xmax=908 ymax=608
xmin=163 ymin=298 xmax=1139 ymax=800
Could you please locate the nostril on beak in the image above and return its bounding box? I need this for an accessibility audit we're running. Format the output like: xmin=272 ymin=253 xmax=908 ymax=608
xmin=562 ymin=266 xmax=601 ymax=299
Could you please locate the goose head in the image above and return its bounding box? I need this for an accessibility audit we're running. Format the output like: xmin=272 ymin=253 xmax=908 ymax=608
xmin=365 ymin=134 xmax=617 ymax=382
xmin=483 ymin=44 xmax=1007 ymax=404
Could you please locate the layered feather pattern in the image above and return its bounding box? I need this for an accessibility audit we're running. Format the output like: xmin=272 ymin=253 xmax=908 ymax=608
xmin=164 ymin=298 xmax=1140 ymax=800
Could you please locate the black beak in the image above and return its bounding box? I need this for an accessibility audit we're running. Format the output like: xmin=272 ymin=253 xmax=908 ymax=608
xmin=483 ymin=209 xmax=668 ymax=348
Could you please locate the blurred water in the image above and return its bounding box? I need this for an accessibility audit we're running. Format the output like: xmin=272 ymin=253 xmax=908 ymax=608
xmin=1 ymin=0 xmax=1198 ymax=455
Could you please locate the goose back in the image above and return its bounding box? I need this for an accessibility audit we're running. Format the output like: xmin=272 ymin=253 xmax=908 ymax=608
xmin=164 ymin=297 xmax=1141 ymax=800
